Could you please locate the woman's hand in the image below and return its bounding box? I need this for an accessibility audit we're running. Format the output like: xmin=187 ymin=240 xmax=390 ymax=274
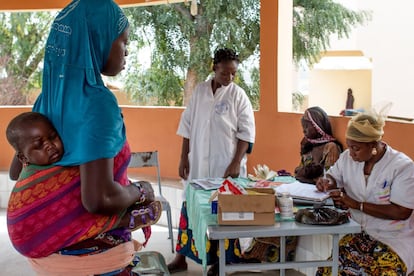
xmin=315 ymin=176 xmax=335 ymax=192
xmin=329 ymin=189 xmax=413 ymax=220
xmin=178 ymin=156 xmax=190 ymax=180
xmin=178 ymin=138 xmax=190 ymax=180
xmin=223 ymin=139 xmax=249 ymax=178
xmin=224 ymin=160 xmax=241 ymax=178
xmin=134 ymin=180 xmax=155 ymax=204
xmin=329 ymin=189 xmax=363 ymax=211
xmin=329 ymin=189 xmax=352 ymax=210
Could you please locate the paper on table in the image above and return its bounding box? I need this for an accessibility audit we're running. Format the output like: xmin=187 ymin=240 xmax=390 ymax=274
xmin=274 ymin=181 xmax=330 ymax=202
xmin=192 ymin=178 xmax=223 ymax=190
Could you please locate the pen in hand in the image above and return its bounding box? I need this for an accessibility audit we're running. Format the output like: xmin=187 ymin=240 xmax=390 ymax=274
xmin=320 ymin=169 xmax=333 ymax=192
xmin=325 ymin=189 xmax=341 ymax=198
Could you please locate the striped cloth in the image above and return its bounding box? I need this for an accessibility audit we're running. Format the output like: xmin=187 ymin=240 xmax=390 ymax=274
xmin=7 ymin=142 xmax=131 ymax=258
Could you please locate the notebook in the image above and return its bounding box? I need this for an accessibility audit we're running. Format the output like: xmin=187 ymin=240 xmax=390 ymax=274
xmin=273 ymin=181 xmax=330 ymax=202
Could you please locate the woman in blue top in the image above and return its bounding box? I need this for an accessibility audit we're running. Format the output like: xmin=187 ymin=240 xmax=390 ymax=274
xmin=32 ymin=0 xmax=142 ymax=216
xmin=8 ymin=0 xmax=156 ymax=274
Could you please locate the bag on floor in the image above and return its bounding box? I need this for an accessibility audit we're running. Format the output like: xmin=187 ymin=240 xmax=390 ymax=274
xmin=132 ymin=251 xmax=170 ymax=276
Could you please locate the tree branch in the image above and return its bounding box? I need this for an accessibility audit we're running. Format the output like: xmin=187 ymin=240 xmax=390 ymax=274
xmin=173 ymin=3 xmax=193 ymax=21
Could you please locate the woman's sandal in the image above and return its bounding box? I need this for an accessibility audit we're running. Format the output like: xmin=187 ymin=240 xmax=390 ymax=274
xmin=128 ymin=200 xmax=162 ymax=232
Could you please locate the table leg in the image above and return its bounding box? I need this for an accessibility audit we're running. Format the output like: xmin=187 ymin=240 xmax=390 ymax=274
xmin=219 ymin=239 xmax=226 ymax=276
xmin=280 ymin=236 xmax=286 ymax=276
xmin=332 ymin=234 xmax=339 ymax=275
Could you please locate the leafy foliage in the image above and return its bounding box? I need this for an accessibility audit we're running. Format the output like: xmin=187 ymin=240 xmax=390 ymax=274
xmin=0 ymin=0 xmax=370 ymax=107
xmin=292 ymin=91 xmax=305 ymax=111
xmin=122 ymin=0 xmax=261 ymax=107
xmin=293 ymin=0 xmax=371 ymax=66
xmin=0 ymin=12 xmax=53 ymax=104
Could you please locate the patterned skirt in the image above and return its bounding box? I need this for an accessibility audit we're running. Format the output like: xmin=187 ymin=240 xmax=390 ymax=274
xmin=242 ymin=236 xmax=298 ymax=262
xmin=175 ymin=202 xmax=243 ymax=265
xmin=316 ymin=231 xmax=407 ymax=276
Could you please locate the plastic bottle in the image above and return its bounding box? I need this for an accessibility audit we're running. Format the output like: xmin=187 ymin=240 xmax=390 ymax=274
xmin=278 ymin=192 xmax=294 ymax=219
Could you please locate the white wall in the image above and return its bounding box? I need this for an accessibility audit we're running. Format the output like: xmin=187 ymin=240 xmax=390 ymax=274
xmin=284 ymin=0 xmax=414 ymax=119
xmin=0 ymin=172 xmax=14 ymax=209
xmin=277 ymin=0 xmax=294 ymax=112
xmin=329 ymin=0 xmax=414 ymax=119
xmin=309 ymin=69 xmax=371 ymax=116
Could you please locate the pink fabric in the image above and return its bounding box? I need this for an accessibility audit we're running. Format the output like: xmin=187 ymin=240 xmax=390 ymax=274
xmin=28 ymin=240 xmax=141 ymax=276
xmin=7 ymin=142 xmax=131 ymax=258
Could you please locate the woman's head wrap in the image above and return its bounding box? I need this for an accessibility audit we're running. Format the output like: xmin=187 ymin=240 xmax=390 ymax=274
xmin=33 ymin=0 xmax=129 ymax=165
xmin=346 ymin=110 xmax=386 ymax=143
xmin=303 ymin=106 xmax=336 ymax=144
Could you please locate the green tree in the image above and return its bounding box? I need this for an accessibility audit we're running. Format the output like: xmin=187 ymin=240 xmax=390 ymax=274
xmin=123 ymin=0 xmax=370 ymax=107
xmin=292 ymin=91 xmax=305 ymax=111
xmin=0 ymin=12 xmax=53 ymax=104
xmin=0 ymin=1 xmax=370 ymax=107
xmin=123 ymin=0 xmax=260 ymax=107
xmin=293 ymin=0 xmax=371 ymax=66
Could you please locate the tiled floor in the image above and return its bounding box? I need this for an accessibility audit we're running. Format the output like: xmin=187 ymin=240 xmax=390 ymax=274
xmin=0 ymin=208 xmax=305 ymax=276
xmin=0 ymin=175 xmax=307 ymax=275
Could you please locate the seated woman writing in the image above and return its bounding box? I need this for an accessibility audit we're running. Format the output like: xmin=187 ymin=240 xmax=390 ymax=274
xmin=316 ymin=109 xmax=414 ymax=275
xmin=294 ymin=106 xmax=343 ymax=184
xmin=6 ymin=112 xmax=162 ymax=260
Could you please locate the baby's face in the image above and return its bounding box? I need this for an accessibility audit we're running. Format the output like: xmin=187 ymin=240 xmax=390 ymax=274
xmin=19 ymin=121 xmax=64 ymax=166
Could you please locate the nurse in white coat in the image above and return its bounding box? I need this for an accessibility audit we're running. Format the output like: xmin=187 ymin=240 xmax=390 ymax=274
xmin=316 ymin=110 xmax=414 ymax=275
xmin=168 ymin=48 xmax=255 ymax=275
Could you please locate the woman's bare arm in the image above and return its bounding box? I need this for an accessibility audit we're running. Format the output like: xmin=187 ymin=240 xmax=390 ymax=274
xmin=80 ymin=158 xmax=154 ymax=215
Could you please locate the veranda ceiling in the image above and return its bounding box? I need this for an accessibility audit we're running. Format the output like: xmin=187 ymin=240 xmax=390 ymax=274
xmin=0 ymin=0 xmax=186 ymax=11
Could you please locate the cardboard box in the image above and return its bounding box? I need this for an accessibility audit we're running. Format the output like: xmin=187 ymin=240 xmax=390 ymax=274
xmin=217 ymin=188 xmax=276 ymax=225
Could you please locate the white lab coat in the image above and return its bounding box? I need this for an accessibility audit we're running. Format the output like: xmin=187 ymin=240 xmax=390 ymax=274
xmin=177 ymin=79 xmax=256 ymax=190
xmin=329 ymin=145 xmax=414 ymax=273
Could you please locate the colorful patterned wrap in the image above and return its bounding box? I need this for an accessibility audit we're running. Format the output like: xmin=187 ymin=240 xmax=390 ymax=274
xmin=7 ymin=142 xmax=131 ymax=258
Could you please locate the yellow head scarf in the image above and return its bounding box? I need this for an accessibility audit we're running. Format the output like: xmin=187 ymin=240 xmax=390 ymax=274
xmin=346 ymin=112 xmax=385 ymax=142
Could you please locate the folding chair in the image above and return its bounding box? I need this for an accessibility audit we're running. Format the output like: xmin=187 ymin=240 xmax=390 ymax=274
xmin=128 ymin=151 xmax=174 ymax=253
